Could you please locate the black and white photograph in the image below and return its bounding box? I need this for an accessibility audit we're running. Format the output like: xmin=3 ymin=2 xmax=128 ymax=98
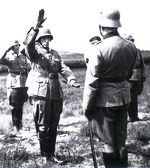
xmin=0 ymin=0 xmax=150 ymax=167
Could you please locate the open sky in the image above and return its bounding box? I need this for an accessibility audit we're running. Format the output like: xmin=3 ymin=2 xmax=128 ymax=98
xmin=0 ymin=0 xmax=150 ymax=54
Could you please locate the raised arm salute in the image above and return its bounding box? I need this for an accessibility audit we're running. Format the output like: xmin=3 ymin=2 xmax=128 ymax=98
xmin=0 ymin=40 xmax=28 ymax=135
xmin=24 ymin=9 xmax=80 ymax=163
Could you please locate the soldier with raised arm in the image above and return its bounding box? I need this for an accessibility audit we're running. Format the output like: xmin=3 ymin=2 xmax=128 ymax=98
xmin=25 ymin=9 xmax=80 ymax=163
xmin=0 ymin=40 xmax=28 ymax=135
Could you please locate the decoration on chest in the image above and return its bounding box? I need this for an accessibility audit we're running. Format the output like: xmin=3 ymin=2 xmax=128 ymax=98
xmin=36 ymin=43 xmax=60 ymax=64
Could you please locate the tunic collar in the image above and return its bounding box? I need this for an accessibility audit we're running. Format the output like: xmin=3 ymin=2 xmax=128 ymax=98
xmin=36 ymin=42 xmax=51 ymax=53
xmin=103 ymin=30 xmax=119 ymax=40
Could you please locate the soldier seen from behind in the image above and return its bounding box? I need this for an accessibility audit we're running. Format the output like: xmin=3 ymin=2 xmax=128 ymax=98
xmin=0 ymin=40 xmax=28 ymax=136
xmin=24 ymin=9 xmax=80 ymax=163
xmin=124 ymin=34 xmax=146 ymax=122
xmin=82 ymin=8 xmax=137 ymax=167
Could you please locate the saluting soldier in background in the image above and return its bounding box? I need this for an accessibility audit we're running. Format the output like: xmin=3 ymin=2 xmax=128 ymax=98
xmin=24 ymin=9 xmax=80 ymax=162
xmin=82 ymin=8 xmax=137 ymax=167
xmin=124 ymin=34 xmax=146 ymax=122
xmin=0 ymin=40 xmax=28 ymax=135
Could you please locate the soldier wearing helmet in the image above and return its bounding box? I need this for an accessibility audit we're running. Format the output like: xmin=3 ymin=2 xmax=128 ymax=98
xmin=124 ymin=34 xmax=146 ymax=122
xmin=35 ymin=28 xmax=53 ymax=42
xmin=84 ymin=36 xmax=102 ymax=65
xmin=83 ymin=8 xmax=137 ymax=167
xmin=24 ymin=9 xmax=80 ymax=162
xmin=0 ymin=40 xmax=28 ymax=135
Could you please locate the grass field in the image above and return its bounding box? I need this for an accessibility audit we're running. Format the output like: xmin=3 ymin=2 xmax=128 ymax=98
xmin=0 ymin=65 xmax=150 ymax=167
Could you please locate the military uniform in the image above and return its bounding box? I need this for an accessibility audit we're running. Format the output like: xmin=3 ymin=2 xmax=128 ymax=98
xmin=83 ymin=30 xmax=137 ymax=144
xmin=25 ymin=27 xmax=79 ymax=157
xmin=83 ymin=8 xmax=137 ymax=168
xmin=0 ymin=47 xmax=28 ymax=131
xmin=128 ymin=48 xmax=146 ymax=121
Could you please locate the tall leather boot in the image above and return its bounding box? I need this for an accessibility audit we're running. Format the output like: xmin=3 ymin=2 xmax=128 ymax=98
xmin=11 ymin=108 xmax=18 ymax=127
xmin=103 ymin=152 xmax=117 ymax=168
xmin=118 ymin=147 xmax=128 ymax=168
xmin=39 ymin=129 xmax=57 ymax=157
xmin=48 ymin=130 xmax=57 ymax=155
xmin=38 ymin=130 xmax=50 ymax=156
xmin=34 ymin=116 xmax=39 ymax=133
xmin=39 ymin=140 xmax=50 ymax=156
xmin=47 ymin=130 xmax=63 ymax=164
xmin=128 ymin=95 xmax=138 ymax=122
xmin=16 ymin=107 xmax=23 ymax=131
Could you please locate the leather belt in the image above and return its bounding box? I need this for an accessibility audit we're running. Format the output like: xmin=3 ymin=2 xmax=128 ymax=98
xmin=48 ymin=73 xmax=58 ymax=79
xmin=100 ymin=77 xmax=126 ymax=83
xmin=32 ymin=72 xmax=59 ymax=80
xmin=9 ymin=71 xmax=26 ymax=75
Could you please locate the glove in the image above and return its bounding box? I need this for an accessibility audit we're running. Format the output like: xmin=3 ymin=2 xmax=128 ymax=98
xmin=85 ymin=110 xmax=93 ymax=121
xmin=6 ymin=46 xmax=13 ymax=52
xmin=36 ymin=9 xmax=47 ymax=28
xmin=70 ymin=79 xmax=80 ymax=88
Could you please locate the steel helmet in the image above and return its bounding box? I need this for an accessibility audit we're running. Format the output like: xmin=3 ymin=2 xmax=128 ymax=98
xmin=36 ymin=28 xmax=53 ymax=42
xmin=124 ymin=34 xmax=134 ymax=42
xmin=99 ymin=8 xmax=122 ymax=28
xmin=9 ymin=40 xmax=20 ymax=48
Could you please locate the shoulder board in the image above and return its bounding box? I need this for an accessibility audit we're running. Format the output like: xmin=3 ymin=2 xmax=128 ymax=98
xmin=51 ymin=49 xmax=59 ymax=56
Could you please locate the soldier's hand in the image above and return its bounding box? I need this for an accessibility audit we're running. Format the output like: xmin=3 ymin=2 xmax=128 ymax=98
xmin=70 ymin=79 xmax=80 ymax=88
xmin=85 ymin=110 xmax=93 ymax=121
xmin=37 ymin=9 xmax=47 ymax=28
xmin=7 ymin=46 xmax=13 ymax=52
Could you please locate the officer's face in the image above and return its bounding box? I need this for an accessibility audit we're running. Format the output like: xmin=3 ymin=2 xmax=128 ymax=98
xmin=12 ymin=44 xmax=20 ymax=54
xmin=40 ymin=36 xmax=51 ymax=48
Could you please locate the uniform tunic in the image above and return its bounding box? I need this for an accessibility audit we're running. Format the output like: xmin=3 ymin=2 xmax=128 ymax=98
xmin=82 ymin=31 xmax=137 ymax=150
xmin=128 ymin=48 xmax=146 ymax=120
xmin=26 ymin=29 xmax=76 ymax=100
xmin=25 ymin=28 xmax=77 ymax=130
xmin=0 ymin=50 xmax=27 ymax=88
xmin=25 ymin=27 xmax=78 ymax=155
xmin=0 ymin=50 xmax=28 ymax=130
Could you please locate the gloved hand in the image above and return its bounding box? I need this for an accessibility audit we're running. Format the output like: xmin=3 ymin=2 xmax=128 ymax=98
xmin=35 ymin=9 xmax=47 ymax=29
xmin=70 ymin=79 xmax=80 ymax=88
xmin=85 ymin=110 xmax=93 ymax=121
xmin=6 ymin=46 xmax=13 ymax=52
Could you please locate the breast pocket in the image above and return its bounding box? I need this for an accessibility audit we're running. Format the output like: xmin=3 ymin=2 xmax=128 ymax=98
xmin=28 ymin=79 xmax=48 ymax=97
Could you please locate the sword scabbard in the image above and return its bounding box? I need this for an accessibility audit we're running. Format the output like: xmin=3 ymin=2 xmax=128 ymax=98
xmin=88 ymin=120 xmax=98 ymax=168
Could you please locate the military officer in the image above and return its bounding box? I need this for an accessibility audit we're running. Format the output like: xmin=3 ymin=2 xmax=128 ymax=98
xmin=124 ymin=34 xmax=146 ymax=122
xmin=82 ymin=8 xmax=137 ymax=167
xmin=0 ymin=40 xmax=28 ymax=134
xmin=24 ymin=9 xmax=80 ymax=162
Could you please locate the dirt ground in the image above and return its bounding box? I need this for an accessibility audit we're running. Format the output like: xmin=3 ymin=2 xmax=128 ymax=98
xmin=0 ymin=112 xmax=150 ymax=168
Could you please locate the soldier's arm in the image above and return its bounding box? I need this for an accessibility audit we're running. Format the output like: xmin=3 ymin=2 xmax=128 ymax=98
xmin=25 ymin=28 xmax=39 ymax=60
xmin=126 ymin=45 xmax=137 ymax=80
xmin=59 ymin=59 xmax=80 ymax=87
xmin=25 ymin=9 xmax=46 ymax=61
xmin=139 ymin=49 xmax=146 ymax=81
xmin=0 ymin=46 xmax=13 ymax=64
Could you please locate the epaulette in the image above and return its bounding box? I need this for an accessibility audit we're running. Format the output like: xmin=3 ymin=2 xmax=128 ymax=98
xmin=51 ymin=49 xmax=60 ymax=57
